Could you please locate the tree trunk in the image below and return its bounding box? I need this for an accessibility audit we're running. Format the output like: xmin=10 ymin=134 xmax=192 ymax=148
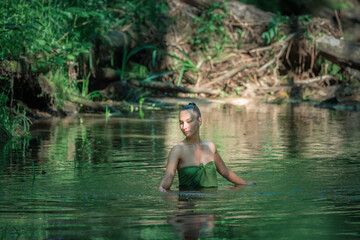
xmin=177 ymin=0 xmax=273 ymax=23
xmin=316 ymin=35 xmax=360 ymax=70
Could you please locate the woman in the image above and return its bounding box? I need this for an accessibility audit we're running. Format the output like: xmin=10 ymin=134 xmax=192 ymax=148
xmin=158 ymin=103 xmax=255 ymax=192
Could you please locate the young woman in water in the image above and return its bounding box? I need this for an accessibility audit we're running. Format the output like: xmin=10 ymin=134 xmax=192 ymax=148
xmin=158 ymin=103 xmax=255 ymax=192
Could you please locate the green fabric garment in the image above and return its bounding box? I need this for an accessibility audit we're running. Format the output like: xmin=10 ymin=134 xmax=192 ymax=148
xmin=178 ymin=161 xmax=218 ymax=189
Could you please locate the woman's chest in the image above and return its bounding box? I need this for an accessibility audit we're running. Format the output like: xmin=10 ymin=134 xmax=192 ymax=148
xmin=178 ymin=146 xmax=214 ymax=167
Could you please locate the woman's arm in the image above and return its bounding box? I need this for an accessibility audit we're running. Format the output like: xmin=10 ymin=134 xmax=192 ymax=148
xmin=158 ymin=145 xmax=181 ymax=192
xmin=212 ymin=143 xmax=248 ymax=185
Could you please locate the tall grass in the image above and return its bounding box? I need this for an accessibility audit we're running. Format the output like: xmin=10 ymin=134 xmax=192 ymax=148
xmin=0 ymin=79 xmax=31 ymax=140
xmin=0 ymin=90 xmax=12 ymax=141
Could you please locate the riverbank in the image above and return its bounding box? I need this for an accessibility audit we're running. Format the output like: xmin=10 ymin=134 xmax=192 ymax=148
xmin=3 ymin=0 xmax=360 ymax=139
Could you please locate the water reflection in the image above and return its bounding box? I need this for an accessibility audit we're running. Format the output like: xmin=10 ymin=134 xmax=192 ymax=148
xmin=164 ymin=190 xmax=218 ymax=240
xmin=164 ymin=185 xmax=249 ymax=240
xmin=0 ymin=102 xmax=359 ymax=239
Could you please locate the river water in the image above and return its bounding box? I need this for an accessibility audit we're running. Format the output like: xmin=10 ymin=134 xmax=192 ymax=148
xmin=0 ymin=101 xmax=359 ymax=239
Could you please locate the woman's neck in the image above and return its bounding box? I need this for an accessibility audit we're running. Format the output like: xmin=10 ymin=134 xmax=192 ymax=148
xmin=184 ymin=135 xmax=201 ymax=145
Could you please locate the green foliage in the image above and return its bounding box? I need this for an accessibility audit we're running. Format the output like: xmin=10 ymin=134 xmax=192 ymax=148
xmin=235 ymin=86 xmax=243 ymax=96
xmin=81 ymin=72 xmax=91 ymax=97
xmin=169 ymin=46 xmax=204 ymax=85
xmin=109 ymin=0 xmax=168 ymax=31
xmin=0 ymin=0 xmax=108 ymax=66
xmin=325 ymin=0 xmax=354 ymax=10
xmin=192 ymin=2 xmax=229 ymax=53
xmin=138 ymin=97 xmax=145 ymax=119
xmin=0 ymin=90 xmax=12 ymax=140
xmin=298 ymin=14 xmax=312 ymax=26
xmin=119 ymin=45 xmax=174 ymax=85
xmin=119 ymin=45 xmax=158 ymax=81
xmin=262 ymin=13 xmax=289 ymax=45
xmin=44 ymin=69 xmax=76 ymax=109
xmin=128 ymin=63 xmax=150 ymax=80
xmin=315 ymin=57 xmax=349 ymax=83
xmin=0 ymin=80 xmax=31 ymax=139
xmin=105 ymin=106 xmax=111 ymax=121
xmin=143 ymin=71 xmax=175 ymax=83
xmin=316 ymin=58 xmax=342 ymax=76
xmin=0 ymin=0 xmax=171 ymax=109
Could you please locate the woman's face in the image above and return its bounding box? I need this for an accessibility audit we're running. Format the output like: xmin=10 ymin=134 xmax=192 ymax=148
xmin=179 ymin=109 xmax=202 ymax=137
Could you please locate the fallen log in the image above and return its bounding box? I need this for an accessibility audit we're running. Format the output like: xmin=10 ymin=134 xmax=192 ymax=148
xmin=127 ymin=79 xmax=219 ymax=95
xmin=177 ymin=0 xmax=273 ymax=23
xmin=294 ymin=75 xmax=334 ymax=84
xmin=315 ymin=97 xmax=360 ymax=111
xmin=340 ymin=9 xmax=360 ymax=24
xmin=68 ymin=95 xmax=120 ymax=113
xmin=177 ymin=0 xmax=215 ymax=10
xmin=316 ymin=35 xmax=360 ymax=70
xmin=38 ymin=73 xmax=120 ymax=114
xmin=202 ymin=63 xmax=258 ymax=88
xmin=345 ymin=67 xmax=360 ymax=81
xmin=257 ymin=33 xmax=297 ymax=73
xmin=96 ymin=67 xmax=219 ymax=96
xmin=101 ymin=79 xmax=219 ymax=97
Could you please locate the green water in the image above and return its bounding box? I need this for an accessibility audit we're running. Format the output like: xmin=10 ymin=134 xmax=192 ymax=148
xmin=1 ymin=102 xmax=359 ymax=239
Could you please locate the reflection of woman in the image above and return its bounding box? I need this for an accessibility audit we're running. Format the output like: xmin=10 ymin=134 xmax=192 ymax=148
xmin=159 ymin=103 xmax=255 ymax=192
xmin=167 ymin=193 xmax=216 ymax=240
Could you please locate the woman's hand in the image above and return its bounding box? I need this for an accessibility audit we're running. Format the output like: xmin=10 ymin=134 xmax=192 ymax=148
xmin=246 ymin=181 xmax=256 ymax=185
xmin=158 ymin=186 xmax=168 ymax=192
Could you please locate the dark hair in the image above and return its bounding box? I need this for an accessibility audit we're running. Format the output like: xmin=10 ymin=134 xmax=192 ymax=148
xmin=181 ymin=102 xmax=201 ymax=118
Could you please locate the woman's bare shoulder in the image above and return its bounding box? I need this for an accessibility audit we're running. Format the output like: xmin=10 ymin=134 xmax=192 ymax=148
xmin=202 ymin=140 xmax=217 ymax=152
xmin=171 ymin=141 xmax=185 ymax=151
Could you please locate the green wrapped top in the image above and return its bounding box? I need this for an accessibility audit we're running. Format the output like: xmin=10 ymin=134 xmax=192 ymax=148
xmin=178 ymin=161 xmax=218 ymax=189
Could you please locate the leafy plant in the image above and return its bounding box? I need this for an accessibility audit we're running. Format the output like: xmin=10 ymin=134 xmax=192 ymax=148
xmin=235 ymin=86 xmax=243 ymax=96
xmin=262 ymin=13 xmax=289 ymax=45
xmin=317 ymin=58 xmax=342 ymax=76
xmin=81 ymin=72 xmax=91 ymax=97
xmin=169 ymin=46 xmax=204 ymax=85
xmin=119 ymin=45 xmax=158 ymax=81
xmin=118 ymin=45 xmax=176 ymax=85
xmin=0 ymin=80 xmax=31 ymax=139
xmin=192 ymin=2 xmax=229 ymax=53
xmin=298 ymin=14 xmax=312 ymax=25
xmin=143 ymin=70 xmax=175 ymax=82
xmin=43 ymin=69 xmax=78 ymax=109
